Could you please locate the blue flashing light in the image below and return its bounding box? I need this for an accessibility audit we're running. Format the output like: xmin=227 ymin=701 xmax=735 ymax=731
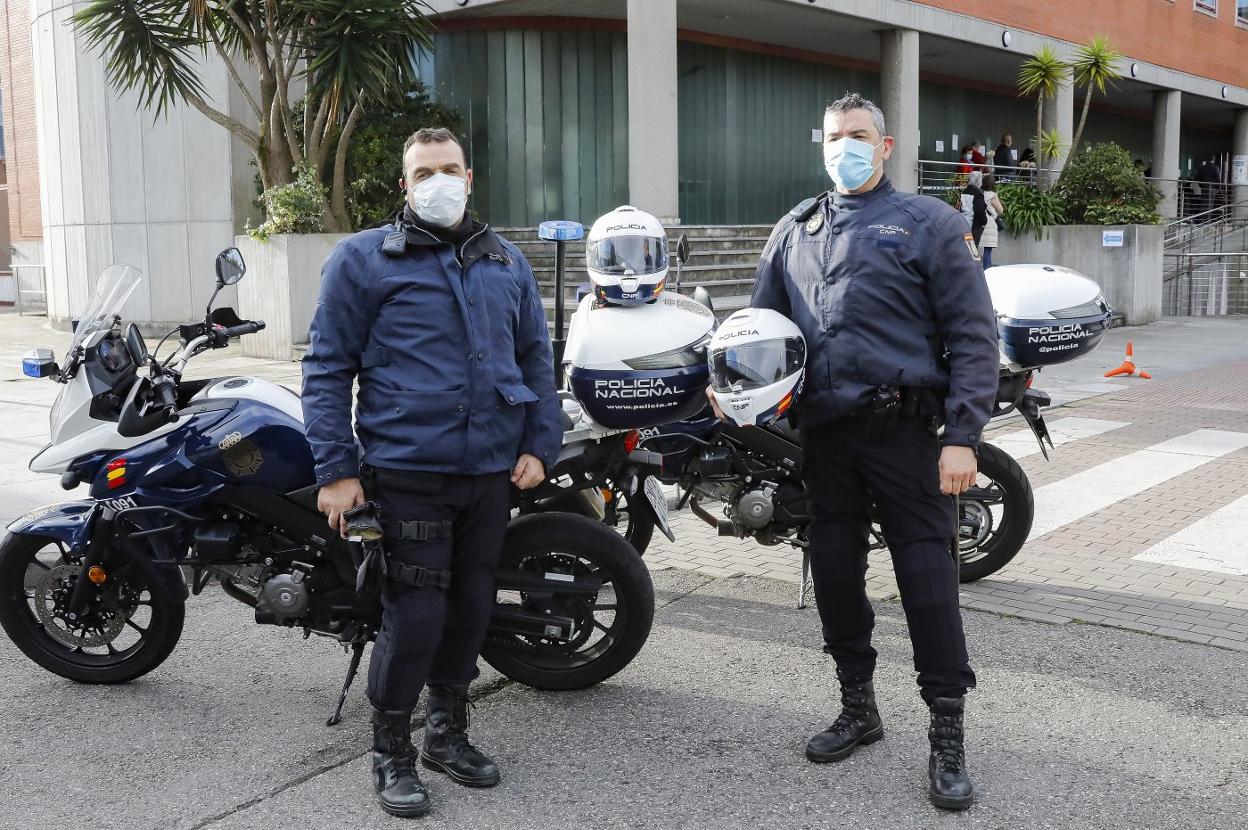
xmin=21 ymin=359 xmax=43 ymax=378
xmin=22 ymin=348 xmax=56 ymax=378
xmin=538 ymin=220 xmax=585 ymax=242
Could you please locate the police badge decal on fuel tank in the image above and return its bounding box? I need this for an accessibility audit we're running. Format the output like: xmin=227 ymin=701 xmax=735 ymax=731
xmin=219 ymin=431 xmax=264 ymax=477
xmin=805 ymin=213 xmax=824 ymax=235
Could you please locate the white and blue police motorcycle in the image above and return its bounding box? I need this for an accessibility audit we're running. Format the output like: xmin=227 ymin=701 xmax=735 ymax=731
xmin=0 ymin=248 xmax=656 ymax=723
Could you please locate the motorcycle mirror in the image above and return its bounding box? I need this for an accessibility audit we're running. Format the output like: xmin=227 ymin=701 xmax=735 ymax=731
xmin=693 ymin=286 xmax=715 ymax=316
xmin=214 ymin=247 xmax=247 ymax=286
xmin=676 ymin=233 xmax=690 ymax=265
xmin=124 ymin=323 xmax=149 ymax=366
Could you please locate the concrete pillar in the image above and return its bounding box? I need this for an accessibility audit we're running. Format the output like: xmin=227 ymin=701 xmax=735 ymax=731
xmin=626 ymin=0 xmax=679 ymax=224
xmin=1233 ymin=108 xmax=1248 ymax=221
xmin=1041 ymin=81 xmax=1074 ymax=183
xmin=879 ymin=28 xmax=920 ymax=194
xmin=30 ymin=0 xmax=242 ymax=330
xmin=1152 ymin=89 xmax=1182 ymax=220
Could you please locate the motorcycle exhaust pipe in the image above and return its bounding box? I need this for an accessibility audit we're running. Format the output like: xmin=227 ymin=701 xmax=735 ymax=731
xmin=488 ymin=607 xmax=576 ymax=643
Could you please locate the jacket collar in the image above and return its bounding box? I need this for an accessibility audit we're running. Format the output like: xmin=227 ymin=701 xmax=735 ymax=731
xmin=831 ymin=177 xmax=895 ymax=211
xmin=395 ymin=206 xmax=511 ymax=269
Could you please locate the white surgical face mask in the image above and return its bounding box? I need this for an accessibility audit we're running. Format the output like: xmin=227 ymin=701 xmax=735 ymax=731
xmin=407 ymin=172 xmax=468 ymax=228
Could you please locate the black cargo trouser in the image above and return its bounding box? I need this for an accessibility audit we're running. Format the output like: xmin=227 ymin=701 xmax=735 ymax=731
xmin=366 ymin=469 xmax=512 ymax=711
xmin=801 ymin=416 xmax=976 ymax=703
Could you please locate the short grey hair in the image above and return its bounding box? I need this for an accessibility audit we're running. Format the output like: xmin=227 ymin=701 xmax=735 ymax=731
xmin=968 ymin=171 xmax=984 ymax=187
xmin=825 ymin=93 xmax=886 ymax=138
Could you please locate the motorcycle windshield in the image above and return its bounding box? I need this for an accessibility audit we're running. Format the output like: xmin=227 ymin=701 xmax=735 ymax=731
xmin=68 ymin=265 xmax=143 ymax=353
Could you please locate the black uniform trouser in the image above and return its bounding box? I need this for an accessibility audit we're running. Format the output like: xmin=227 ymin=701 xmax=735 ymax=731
xmin=366 ymin=469 xmax=511 ymax=711
xmin=801 ymin=416 xmax=976 ymax=704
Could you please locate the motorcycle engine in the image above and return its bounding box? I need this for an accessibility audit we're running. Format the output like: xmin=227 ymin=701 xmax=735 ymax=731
xmin=257 ymin=571 xmax=309 ymax=620
xmin=694 ymin=479 xmax=807 ymax=544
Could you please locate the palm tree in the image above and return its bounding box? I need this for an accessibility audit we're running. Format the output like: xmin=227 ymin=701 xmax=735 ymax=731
xmin=72 ymin=1 xmax=434 ymax=232
xmin=1017 ymin=45 xmax=1069 ymax=187
xmin=1068 ymin=35 xmax=1124 ymax=161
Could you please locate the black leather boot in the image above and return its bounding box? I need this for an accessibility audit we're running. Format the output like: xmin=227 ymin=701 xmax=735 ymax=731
xmin=806 ymin=680 xmax=884 ymax=763
xmin=928 ymin=697 xmax=974 ymax=810
xmin=371 ymin=706 xmax=432 ymax=818
xmin=420 ymin=684 xmax=501 ymax=787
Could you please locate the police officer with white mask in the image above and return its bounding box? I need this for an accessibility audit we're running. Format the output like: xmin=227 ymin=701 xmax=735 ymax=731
xmin=302 ymin=127 xmax=562 ymax=817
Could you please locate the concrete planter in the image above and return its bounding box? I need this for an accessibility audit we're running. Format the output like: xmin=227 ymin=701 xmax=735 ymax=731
xmin=993 ymin=224 xmax=1163 ymax=326
xmin=234 ymin=233 xmax=348 ymax=360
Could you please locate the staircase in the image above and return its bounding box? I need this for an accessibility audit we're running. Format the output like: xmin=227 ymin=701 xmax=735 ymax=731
xmin=1162 ymin=201 xmax=1248 ymax=316
xmin=495 ymin=224 xmax=773 ymax=327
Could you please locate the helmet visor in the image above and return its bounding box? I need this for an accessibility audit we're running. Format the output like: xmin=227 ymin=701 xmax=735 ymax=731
xmin=709 ymin=337 xmax=806 ymax=392
xmin=586 ymin=235 xmax=669 ymax=276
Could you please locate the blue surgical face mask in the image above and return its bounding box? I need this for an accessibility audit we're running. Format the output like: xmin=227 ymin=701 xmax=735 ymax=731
xmin=824 ymin=137 xmax=883 ymax=191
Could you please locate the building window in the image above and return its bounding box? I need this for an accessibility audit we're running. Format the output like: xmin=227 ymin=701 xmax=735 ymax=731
xmin=1238 ymin=0 xmax=1248 ymax=24
xmin=1195 ymin=0 xmax=1217 ymax=15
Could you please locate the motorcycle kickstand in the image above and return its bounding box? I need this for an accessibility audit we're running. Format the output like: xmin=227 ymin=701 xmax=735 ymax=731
xmin=326 ymin=639 xmax=366 ymax=727
xmin=798 ymin=548 xmax=812 ymax=610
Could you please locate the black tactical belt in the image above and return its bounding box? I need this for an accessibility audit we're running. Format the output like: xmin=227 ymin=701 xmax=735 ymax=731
xmin=384 ymin=519 xmax=454 ymax=541
xmin=385 ymin=560 xmax=453 ymax=590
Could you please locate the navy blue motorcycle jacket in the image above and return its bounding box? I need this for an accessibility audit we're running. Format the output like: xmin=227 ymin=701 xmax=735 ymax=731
xmin=750 ymin=177 xmax=999 ymax=448
xmin=301 ymin=216 xmax=563 ymax=485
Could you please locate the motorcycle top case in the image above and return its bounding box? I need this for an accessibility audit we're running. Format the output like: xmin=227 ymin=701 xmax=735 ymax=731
xmin=985 ymin=264 xmax=1112 ymax=368
xmin=563 ymin=292 xmax=716 ymax=430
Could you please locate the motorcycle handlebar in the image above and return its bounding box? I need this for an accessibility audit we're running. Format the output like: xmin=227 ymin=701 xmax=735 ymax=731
xmin=221 ymin=320 xmax=266 ymax=338
xmin=154 ymin=377 xmax=178 ymax=410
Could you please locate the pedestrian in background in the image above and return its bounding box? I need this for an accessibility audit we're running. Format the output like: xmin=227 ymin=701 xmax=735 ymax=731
xmin=979 ymin=174 xmax=1004 ymax=269
xmin=960 ymin=171 xmax=988 ymax=248
xmin=993 ymin=134 xmax=1014 ymax=176
xmin=957 ymin=145 xmax=975 ymax=174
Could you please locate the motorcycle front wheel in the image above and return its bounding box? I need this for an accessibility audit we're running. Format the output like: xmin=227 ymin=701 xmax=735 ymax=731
xmin=0 ymin=533 xmax=185 ymax=683
xmin=482 ymin=512 xmax=655 ymax=690
xmin=956 ymin=442 xmax=1035 ymax=582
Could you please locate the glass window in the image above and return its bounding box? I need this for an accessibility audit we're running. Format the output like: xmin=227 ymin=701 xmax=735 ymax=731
xmin=1195 ymin=0 xmax=1217 ymax=14
xmin=1238 ymin=0 xmax=1248 ymax=23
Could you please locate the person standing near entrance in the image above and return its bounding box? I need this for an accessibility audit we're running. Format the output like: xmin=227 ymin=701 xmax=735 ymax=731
xmin=725 ymin=93 xmax=998 ymax=810
xmin=961 ymin=171 xmax=989 ymax=248
xmin=980 ymin=174 xmax=1005 ymax=268
xmin=302 ymin=127 xmax=562 ymax=817
xmin=993 ymin=134 xmax=1014 ymax=175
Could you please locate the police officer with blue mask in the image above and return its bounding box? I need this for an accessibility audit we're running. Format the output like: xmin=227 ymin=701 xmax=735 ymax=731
xmin=302 ymin=127 xmax=562 ymax=818
xmin=717 ymin=93 xmax=998 ymax=810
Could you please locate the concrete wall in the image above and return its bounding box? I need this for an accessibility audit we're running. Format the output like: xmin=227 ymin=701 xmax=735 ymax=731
xmin=235 ymin=234 xmax=347 ymax=361
xmin=30 ymin=0 xmax=241 ymax=331
xmin=994 ymin=224 xmax=1163 ymax=325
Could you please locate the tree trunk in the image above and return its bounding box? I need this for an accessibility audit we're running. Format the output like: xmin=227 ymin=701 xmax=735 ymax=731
xmin=325 ymin=101 xmax=364 ymax=232
xmin=1035 ymin=97 xmax=1046 ymax=191
xmin=1070 ymin=88 xmax=1092 ymax=163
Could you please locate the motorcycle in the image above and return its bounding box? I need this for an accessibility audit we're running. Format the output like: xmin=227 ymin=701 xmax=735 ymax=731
xmin=558 ymin=251 xmax=1113 ymax=602
xmin=0 ymin=248 xmax=657 ymax=723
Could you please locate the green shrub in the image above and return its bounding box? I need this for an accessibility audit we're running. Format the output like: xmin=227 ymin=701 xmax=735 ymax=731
xmin=249 ymin=162 xmax=327 ymax=241
xmin=997 ymin=182 xmax=1066 ymax=240
xmin=1055 ymin=142 xmax=1162 ymax=225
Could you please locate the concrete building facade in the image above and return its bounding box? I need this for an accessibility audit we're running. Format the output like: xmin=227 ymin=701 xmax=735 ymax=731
xmin=1 ymin=0 xmax=1246 ymax=325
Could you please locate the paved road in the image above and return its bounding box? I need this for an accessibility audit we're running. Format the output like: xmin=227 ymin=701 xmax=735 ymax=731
xmin=2 ymin=571 xmax=1245 ymax=830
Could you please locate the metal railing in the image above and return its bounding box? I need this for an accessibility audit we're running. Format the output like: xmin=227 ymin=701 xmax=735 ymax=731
xmin=12 ymin=263 xmax=48 ymax=315
xmin=916 ymin=159 xmax=1048 ymax=200
xmin=1153 ymin=179 xmax=1243 ymax=224
xmin=1163 ymin=251 xmax=1248 ymax=316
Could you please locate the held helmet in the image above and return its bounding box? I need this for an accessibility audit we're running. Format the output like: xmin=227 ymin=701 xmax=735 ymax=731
xmin=708 ymin=308 xmax=806 ymax=427
xmin=585 ymin=205 xmax=669 ymax=306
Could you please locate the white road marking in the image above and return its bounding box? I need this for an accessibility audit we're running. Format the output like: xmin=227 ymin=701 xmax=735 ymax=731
xmin=1029 ymin=430 xmax=1248 ymax=541
xmin=1132 ymin=493 xmax=1248 ymax=576
xmin=989 ymin=417 xmax=1130 ymax=461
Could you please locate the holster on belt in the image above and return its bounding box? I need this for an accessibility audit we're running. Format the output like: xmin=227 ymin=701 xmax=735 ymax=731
xmin=862 ymin=385 xmax=927 ymax=440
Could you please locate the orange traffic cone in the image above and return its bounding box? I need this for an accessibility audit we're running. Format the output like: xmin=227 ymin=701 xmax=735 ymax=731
xmin=1104 ymin=341 xmax=1137 ymax=378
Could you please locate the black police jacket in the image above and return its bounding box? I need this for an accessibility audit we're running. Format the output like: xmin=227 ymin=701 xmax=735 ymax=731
xmin=301 ymin=216 xmax=563 ymax=485
xmin=750 ymin=177 xmax=999 ymax=447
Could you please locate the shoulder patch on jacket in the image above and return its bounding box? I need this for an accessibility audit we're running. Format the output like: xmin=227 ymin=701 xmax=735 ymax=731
xmin=963 ymin=233 xmax=982 ymax=261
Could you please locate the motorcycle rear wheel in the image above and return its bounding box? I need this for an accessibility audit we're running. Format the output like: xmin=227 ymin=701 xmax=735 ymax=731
xmin=956 ymin=442 xmax=1035 ymax=582
xmin=482 ymin=513 xmax=654 ymax=690
xmin=0 ymin=533 xmax=184 ymax=684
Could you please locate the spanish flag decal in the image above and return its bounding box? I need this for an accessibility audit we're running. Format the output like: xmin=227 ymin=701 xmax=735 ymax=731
xmin=106 ymin=458 xmax=127 ymax=490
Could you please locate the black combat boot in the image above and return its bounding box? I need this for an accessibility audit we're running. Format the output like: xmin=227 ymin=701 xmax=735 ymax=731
xmin=805 ymin=680 xmax=884 ymax=763
xmin=371 ymin=706 xmax=432 ymax=818
xmin=928 ymin=696 xmax=974 ymax=810
xmin=420 ymin=684 xmax=501 ymax=787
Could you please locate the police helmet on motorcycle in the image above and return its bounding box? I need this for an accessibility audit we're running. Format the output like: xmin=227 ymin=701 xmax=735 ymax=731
xmin=586 ymin=205 xmax=669 ymax=306
xmin=708 ymin=308 xmax=806 ymax=427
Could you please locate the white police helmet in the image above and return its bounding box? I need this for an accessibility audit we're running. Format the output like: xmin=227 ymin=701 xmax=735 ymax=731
xmin=586 ymin=205 xmax=669 ymax=306
xmin=708 ymin=308 xmax=806 ymax=427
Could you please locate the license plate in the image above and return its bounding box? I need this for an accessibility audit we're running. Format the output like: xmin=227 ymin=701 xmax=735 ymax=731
xmin=643 ymin=476 xmax=675 ymax=542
